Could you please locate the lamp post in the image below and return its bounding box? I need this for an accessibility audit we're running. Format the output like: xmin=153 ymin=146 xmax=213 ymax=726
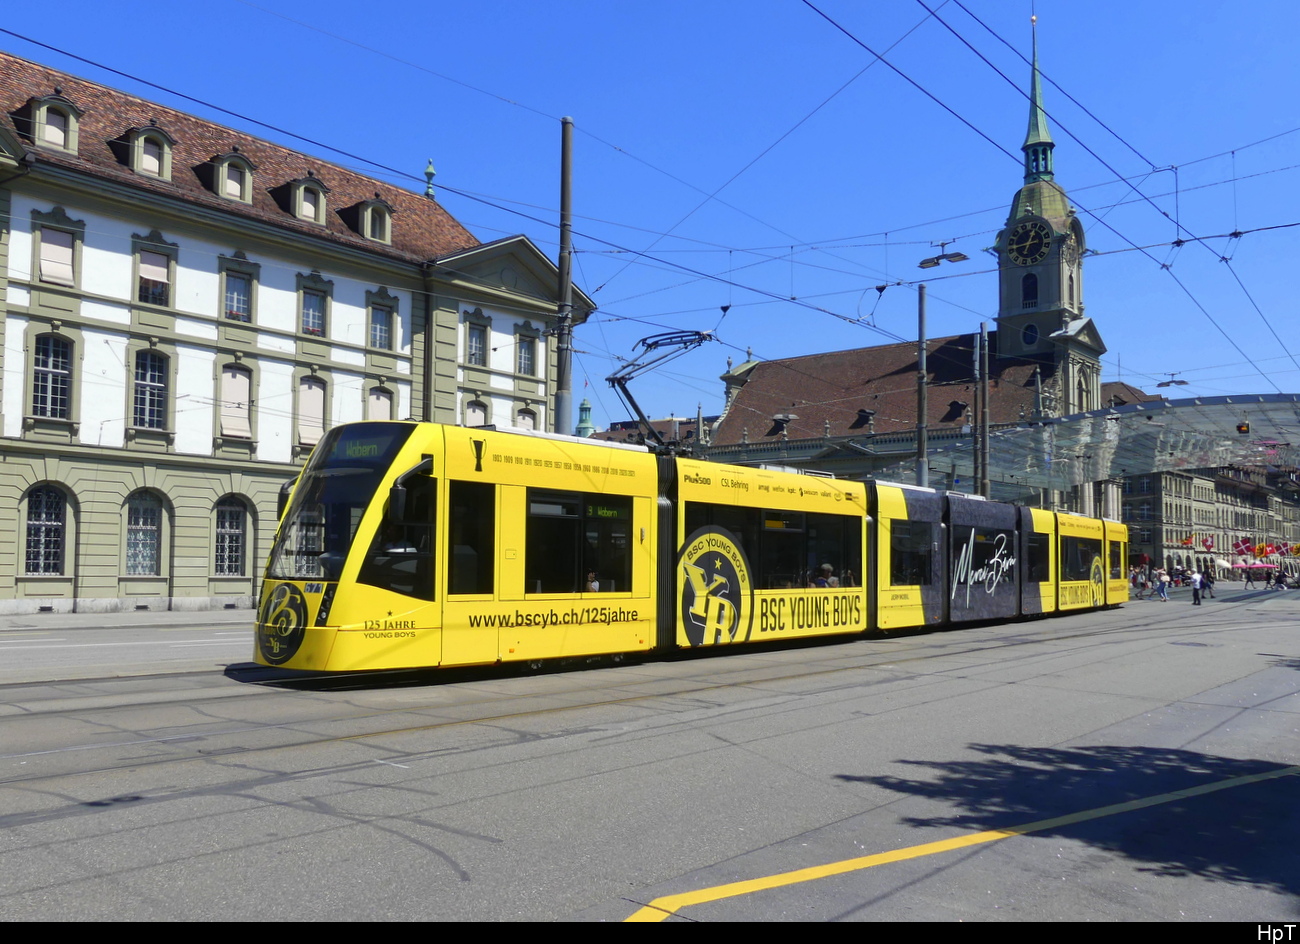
xmin=915 ymin=247 xmax=969 ymax=487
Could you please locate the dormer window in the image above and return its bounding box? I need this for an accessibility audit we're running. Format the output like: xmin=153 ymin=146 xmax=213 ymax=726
xmin=210 ymin=151 xmax=256 ymax=203
xmin=294 ymin=177 xmax=329 ymax=224
xmin=125 ymin=126 xmax=176 ymax=179
xmin=343 ymin=197 xmax=394 ymax=244
xmin=367 ymin=205 xmax=390 ymax=242
xmin=23 ymin=94 xmax=83 ymax=153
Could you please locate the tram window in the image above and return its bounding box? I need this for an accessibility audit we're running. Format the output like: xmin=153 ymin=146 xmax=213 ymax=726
xmin=807 ymin=513 xmax=862 ymax=588
xmin=686 ymin=503 xmax=761 ymax=562
xmin=1060 ymin=536 xmax=1103 ymax=582
xmin=1025 ymin=532 xmax=1051 ymax=583
xmin=526 ymin=489 xmax=632 ymax=593
xmin=449 ymin=480 xmax=495 ymax=594
xmin=1109 ymin=541 xmax=1124 ymax=579
xmin=890 ymin=519 xmax=933 ymax=586
xmin=762 ymin=511 xmax=804 ymax=589
xmin=685 ymin=502 xmax=862 ymax=589
xmin=357 ymin=474 xmax=435 ymax=600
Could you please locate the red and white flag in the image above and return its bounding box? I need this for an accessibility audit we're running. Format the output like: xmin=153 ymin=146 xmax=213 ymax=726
xmin=1201 ymin=536 xmax=1215 ymax=552
xmin=1233 ymin=537 xmax=1253 ymax=556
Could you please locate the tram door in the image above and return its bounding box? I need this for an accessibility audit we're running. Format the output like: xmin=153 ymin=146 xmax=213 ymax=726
xmin=874 ymin=484 xmax=945 ymax=630
xmin=1018 ymin=506 xmax=1056 ymax=616
xmin=1103 ymin=520 xmax=1129 ymax=605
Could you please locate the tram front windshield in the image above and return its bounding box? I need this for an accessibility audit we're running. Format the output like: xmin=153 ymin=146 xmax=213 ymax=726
xmin=267 ymin=424 xmax=413 ymax=582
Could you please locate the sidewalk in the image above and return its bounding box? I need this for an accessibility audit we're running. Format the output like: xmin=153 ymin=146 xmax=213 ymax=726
xmin=0 ymin=606 xmax=254 ymax=633
xmin=1131 ymin=583 xmax=1288 ymax=602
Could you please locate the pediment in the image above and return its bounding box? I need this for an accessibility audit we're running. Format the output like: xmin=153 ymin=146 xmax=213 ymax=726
xmin=435 ymin=235 xmax=595 ymax=321
xmin=1050 ymin=316 xmax=1107 ymax=356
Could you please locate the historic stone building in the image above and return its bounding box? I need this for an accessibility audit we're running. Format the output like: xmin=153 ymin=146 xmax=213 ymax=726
xmin=0 ymin=51 xmax=588 ymax=613
xmin=1122 ymin=466 xmax=1300 ymax=576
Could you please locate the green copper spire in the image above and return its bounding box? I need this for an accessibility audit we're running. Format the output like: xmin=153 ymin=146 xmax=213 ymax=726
xmin=1022 ymin=15 xmax=1055 ymax=183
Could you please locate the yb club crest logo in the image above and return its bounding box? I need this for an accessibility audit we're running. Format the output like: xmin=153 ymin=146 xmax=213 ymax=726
xmin=257 ymin=582 xmax=309 ymax=665
xmin=679 ymin=527 xmax=753 ymax=646
xmin=1089 ymin=555 xmax=1106 ymax=606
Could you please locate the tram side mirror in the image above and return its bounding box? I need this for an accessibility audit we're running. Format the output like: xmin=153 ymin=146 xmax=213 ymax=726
xmin=389 ymin=484 xmax=408 ymax=522
xmin=387 ymin=456 xmax=433 ymax=524
xmin=277 ymin=478 xmax=296 ymax=520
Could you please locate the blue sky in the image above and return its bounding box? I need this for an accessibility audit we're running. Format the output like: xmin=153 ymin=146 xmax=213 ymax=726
xmin=6 ymin=1 xmax=1299 ymax=430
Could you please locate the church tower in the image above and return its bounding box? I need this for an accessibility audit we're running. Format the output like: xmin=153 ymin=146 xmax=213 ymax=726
xmin=994 ymin=18 xmax=1103 ymax=416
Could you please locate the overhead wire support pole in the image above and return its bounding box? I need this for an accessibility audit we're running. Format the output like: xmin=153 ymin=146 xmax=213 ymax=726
xmin=981 ymin=322 xmax=990 ymax=498
xmin=917 ymin=284 xmax=928 ymax=488
xmin=554 ymin=116 xmax=575 ymax=435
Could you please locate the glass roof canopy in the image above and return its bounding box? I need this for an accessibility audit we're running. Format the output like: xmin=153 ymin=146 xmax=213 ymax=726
xmin=877 ymin=394 xmax=1300 ymax=490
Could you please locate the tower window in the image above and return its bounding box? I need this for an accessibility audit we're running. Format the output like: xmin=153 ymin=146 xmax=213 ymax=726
xmin=1021 ymin=273 xmax=1038 ymax=309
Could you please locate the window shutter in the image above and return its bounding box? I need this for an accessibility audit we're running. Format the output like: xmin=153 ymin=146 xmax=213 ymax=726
xmin=298 ymin=378 xmax=325 ymax=446
xmin=139 ymin=250 xmax=169 ymax=283
xmin=221 ymin=366 xmax=252 ymax=438
xmin=39 ymin=229 xmax=75 ymax=285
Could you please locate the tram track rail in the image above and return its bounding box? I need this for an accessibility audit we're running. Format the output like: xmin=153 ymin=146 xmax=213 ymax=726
xmin=0 ymin=594 xmax=1285 ymax=793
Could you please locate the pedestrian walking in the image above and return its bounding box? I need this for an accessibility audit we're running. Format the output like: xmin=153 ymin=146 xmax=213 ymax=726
xmin=1155 ymin=568 xmax=1170 ymax=601
xmin=1244 ymin=568 xmax=1256 ymax=589
xmin=1191 ymin=570 xmax=1202 ymax=606
xmin=1201 ymin=569 xmax=1215 ymax=599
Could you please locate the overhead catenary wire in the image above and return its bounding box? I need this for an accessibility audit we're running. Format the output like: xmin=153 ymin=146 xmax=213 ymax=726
xmin=5 ymin=14 xmax=1298 ymax=424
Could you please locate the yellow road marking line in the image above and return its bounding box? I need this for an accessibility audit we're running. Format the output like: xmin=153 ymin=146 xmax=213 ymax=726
xmin=626 ymin=763 xmax=1300 ymax=921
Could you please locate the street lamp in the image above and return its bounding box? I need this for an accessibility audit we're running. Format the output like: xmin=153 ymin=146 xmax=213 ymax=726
xmin=915 ymin=246 xmax=969 ymax=487
xmin=918 ymin=250 xmax=970 ymax=269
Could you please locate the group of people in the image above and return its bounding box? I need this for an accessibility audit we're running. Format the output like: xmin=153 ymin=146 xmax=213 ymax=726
xmin=1247 ymin=568 xmax=1291 ymax=590
xmin=1130 ymin=566 xmax=1215 ymax=604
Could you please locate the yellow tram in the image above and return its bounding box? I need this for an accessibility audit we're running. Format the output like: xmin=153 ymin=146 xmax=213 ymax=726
xmin=255 ymin=422 xmax=1125 ymax=672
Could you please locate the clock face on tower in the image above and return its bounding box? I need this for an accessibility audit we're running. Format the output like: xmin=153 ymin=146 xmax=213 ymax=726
xmin=1007 ymin=221 xmax=1051 ymax=266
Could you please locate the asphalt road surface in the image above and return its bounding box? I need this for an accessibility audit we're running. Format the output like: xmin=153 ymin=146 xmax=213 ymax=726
xmin=0 ymin=589 xmax=1296 ymax=921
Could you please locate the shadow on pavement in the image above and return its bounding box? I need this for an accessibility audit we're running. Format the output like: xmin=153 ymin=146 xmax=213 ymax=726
xmin=838 ymin=744 xmax=1299 ymax=895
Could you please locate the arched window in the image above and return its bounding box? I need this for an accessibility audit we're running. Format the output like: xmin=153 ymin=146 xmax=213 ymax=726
xmin=43 ymin=108 xmax=70 ymax=148
xmin=1021 ymin=273 xmax=1038 ymax=309
xmin=466 ymin=399 xmax=487 ymax=427
xmin=516 ymin=408 xmax=536 ymax=431
xmin=25 ymin=485 xmax=67 ymax=575
xmin=126 ymin=492 xmax=164 ymax=576
xmin=215 ymin=497 xmax=248 ymax=577
xmin=24 ymin=95 xmax=82 ymax=153
xmin=368 ymin=205 xmax=390 ymax=242
xmin=129 ymin=127 xmax=176 ymax=180
xmin=1069 ymin=273 xmax=1075 ymax=308
xmin=298 ymin=184 xmax=327 ymax=223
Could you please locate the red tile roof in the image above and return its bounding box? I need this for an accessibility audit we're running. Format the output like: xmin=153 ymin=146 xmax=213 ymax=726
xmin=711 ymin=333 xmax=1052 ymax=444
xmin=0 ymin=50 xmax=478 ymax=261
